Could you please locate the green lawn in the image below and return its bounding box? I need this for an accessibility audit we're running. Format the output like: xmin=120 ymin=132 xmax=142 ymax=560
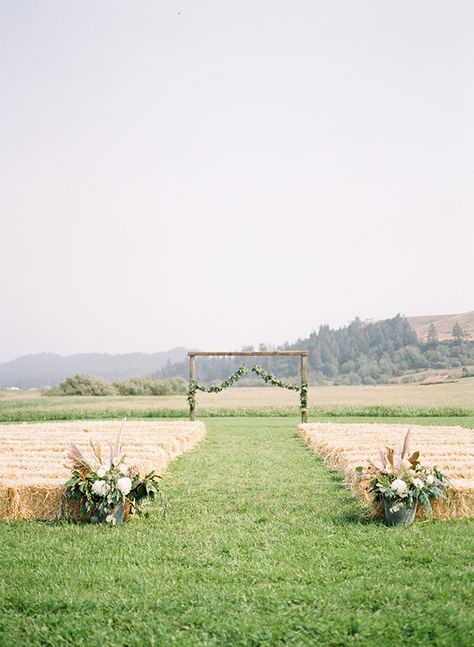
xmin=1 ymin=417 xmax=473 ymax=646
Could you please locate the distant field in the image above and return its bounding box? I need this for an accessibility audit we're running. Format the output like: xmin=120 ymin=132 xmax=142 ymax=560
xmin=1 ymin=378 xmax=474 ymax=422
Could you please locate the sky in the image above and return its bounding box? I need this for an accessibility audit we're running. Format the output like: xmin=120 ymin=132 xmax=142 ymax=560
xmin=1 ymin=1 xmax=473 ymax=362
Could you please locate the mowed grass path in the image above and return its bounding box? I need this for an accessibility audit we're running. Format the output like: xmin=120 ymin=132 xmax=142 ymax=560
xmin=1 ymin=418 xmax=473 ymax=646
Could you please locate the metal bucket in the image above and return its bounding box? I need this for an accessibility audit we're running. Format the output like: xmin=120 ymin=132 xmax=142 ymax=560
xmin=384 ymin=500 xmax=417 ymax=526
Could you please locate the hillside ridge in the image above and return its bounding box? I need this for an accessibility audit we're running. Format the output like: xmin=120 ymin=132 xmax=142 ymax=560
xmin=0 ymin=348 xmax=188 ymax=389
xmin=2 ymin=311 xmax=473 ymax=388
xmin=407 ymin=311 xmax=474 ymax=341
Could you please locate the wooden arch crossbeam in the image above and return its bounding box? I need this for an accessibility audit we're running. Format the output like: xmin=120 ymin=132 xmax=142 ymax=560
xmin=188 ymin=351 xmax=309 ymax=422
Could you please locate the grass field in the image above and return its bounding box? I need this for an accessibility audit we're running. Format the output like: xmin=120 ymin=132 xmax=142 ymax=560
xmin=1 ymin=416 xmax=473 ymax=646
xmin=1 ymin=378 xmax=474 ymax=422
xmin=1 ymin=386 xmax=473 ymax=644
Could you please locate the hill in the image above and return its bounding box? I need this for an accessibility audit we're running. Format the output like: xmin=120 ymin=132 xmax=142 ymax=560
xmin=159 ymin=315 xmax=474 ymax=385
xmin=407 ymin=311 xmax=474 ymax=342
xmin=0 ymin=348 xmax=188 ymax=389
xmin=3 ymin=311 xmax=474 ymax=388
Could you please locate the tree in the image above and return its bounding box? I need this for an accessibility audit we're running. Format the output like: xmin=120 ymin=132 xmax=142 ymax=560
xmin=426 ymin=323 xmax=438 ymax=345
xmin=452 ymin=322 xmax=467 ymax=343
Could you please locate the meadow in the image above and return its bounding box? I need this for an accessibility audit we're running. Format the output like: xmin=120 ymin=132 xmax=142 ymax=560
xmin=1 ymin=377 xmax=474 ymax=422
xmin=1 ymin=417 xmax=473 ymax=646
xmin=1 ymin=383 xmax=474 ymax=645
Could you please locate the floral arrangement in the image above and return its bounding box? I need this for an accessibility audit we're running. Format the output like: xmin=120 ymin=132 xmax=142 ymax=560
xmin=356 ymin=429 xmax=449 ymax=520
xmin=64 ymin=422 xmax=162 ymax=524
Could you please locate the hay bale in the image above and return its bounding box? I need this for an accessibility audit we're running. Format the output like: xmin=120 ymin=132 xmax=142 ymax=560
xmin=299 ymin=422 xmax=474 ymax=519
xmin=0 ymin=420 xmax=206 ymax=520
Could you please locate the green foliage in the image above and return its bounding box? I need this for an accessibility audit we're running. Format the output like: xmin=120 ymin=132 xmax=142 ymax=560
xmin=426 ymin=323 xmax=439 ymax=344
xmin=65 ymin=466 xmax=161 ymax=523
xmin=187 ymin=365 xmax=249 ymax=409
xmin=161 ymin=315 xmax=474 ymax=385
xmin=65 ymin=429 xmax=163 ymax=524
xmin=187 ymin=365 xmax=308 ymax=412
xmin=251 ymin=365 xmax=307 ymax=410
xmin=251 ymin=365 xmax=300 ymax=390
xmin=43 ymin=374 xmax=116 ymax=396
xmin=358 ymin=430 xmax=449 ymax=517
xmin=43 ymin=375 xmax=186 ymax=397
xmin=452 ymin=321 xmax=470 ymax=342
xmin=113 ymin=377 xmax=186 ymax=396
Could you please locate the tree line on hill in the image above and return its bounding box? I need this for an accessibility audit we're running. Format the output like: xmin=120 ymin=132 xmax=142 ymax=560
xmin=158 ymin=315 xmax=474 ymax=386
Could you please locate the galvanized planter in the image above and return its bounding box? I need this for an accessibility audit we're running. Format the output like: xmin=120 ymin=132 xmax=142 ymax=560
xmin=384 ymin=500 xmax=417 ymax=526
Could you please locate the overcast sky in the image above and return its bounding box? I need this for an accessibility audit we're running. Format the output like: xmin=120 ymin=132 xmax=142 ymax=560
xmin=1 ymin=1 xmax=473 ymax=362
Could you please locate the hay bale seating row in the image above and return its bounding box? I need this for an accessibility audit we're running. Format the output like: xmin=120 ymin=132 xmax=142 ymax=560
xmin=299 ymin=422 xmax=474 ymax=519
xmin=0 ymin=420 xmax=206 ymax=520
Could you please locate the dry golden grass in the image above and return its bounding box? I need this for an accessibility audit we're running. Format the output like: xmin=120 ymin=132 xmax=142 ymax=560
xmin=408 ymin=310 xmax=474 ymax=341
xmin=189 ymin=378 xmax=474 ymax=410
xmin=0 ymin=420 xmax=205 ymax=520
xmin=299 ymin=422 xmax=474 ymax=519
xmin=304 ymin=378 xmax=474 ymax=410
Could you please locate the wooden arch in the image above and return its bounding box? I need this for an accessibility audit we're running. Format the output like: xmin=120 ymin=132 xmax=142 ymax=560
xmin=188 ymin=351 xmax=309 ymax=422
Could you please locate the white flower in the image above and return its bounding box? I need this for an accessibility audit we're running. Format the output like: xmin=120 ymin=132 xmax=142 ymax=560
xmin=413 ymin=478 xmax=424 ymax=489
xmin=121 ymin=465 xmax=128 ymax=475
xmin=391 ymin=478 xmax=408 ymax=495
xmin=98 ymin=463 xmax=110 ymax=476
xmin=105 ymin=514 xmax=114 ymax=524
xmin=91 ymin=480 xmax=108 ymax=497
xmin=426 ymin=474 xmax=435 ymax=485
xmin=116 ymin=477 xmax=132 ymax=495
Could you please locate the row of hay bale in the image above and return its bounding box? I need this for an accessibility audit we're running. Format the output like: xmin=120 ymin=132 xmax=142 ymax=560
xmin=0 ymin=420 xmax=206 ymax=520
xmin=299 ymin=422 xmax=474 ymax=519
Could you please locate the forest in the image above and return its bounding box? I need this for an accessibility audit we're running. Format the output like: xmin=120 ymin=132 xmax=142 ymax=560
xmin=159 ymin=315 xmax=474 ymax=385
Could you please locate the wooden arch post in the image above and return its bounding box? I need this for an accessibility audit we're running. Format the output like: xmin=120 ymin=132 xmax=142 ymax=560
xmin=188 ymin=351 xmax=309 ymax=423
xmin=189 ymin=353 xmax=196 ymax=421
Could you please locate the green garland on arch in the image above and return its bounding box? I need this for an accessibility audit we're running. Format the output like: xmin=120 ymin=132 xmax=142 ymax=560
xmin=252 ymin=365 xmax=308 ymax=411
xmin=251 ymin=365 xmax=299 ymax=390
xmin=187 ymin=365 xmax=248 ymax=409
xmin=187 ymin=363 xmax=308 ymax=412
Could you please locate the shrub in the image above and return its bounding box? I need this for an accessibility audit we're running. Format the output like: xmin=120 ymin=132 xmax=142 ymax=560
xmin=166 ymin=377 xmax=187 ymax=393
xmin=43 ymin=375 xmax=188 ymax=397
xmin=113 ymin=377 xmax=187 ymax=396
xmin=43 ymin=374 xmax=117 ymax=396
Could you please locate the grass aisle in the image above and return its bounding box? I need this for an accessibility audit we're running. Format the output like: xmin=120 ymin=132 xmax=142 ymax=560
xmin=0 ymin=418 xmax=473 ymax=646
